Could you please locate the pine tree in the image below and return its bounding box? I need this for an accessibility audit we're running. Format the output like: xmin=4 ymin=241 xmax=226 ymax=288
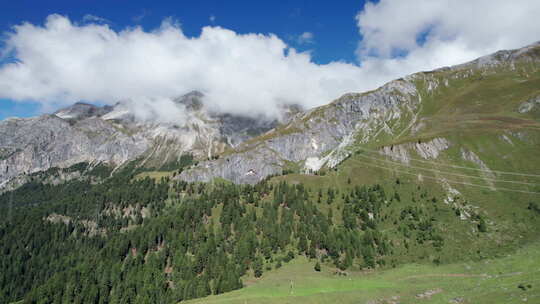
xmin=253 ymin=256 xmax=264 ymax=278
xmin=308 ymin=243 xmax=317 ymax=259
xmin=327 ymin=209 xmax=333 ymax=225
xmin=478 ymin=217 xmax=487 ymax=232
xmin=298 ymin=235 xmax=308 ymax=253
xmin=314 ymin=261 xmax=321 ymax=272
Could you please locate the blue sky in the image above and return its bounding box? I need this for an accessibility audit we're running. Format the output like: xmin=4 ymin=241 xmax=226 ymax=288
xmin=0 ymin=0 xmax=365 ymax=65
xmin=0 ymin=0 xmax=369 ymax=120
xmin=1 ymin=0 xmax=538 ymax=121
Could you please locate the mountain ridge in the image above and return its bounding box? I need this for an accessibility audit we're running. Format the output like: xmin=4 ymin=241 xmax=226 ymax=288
xmin=1 ymin=41 xmax=539 ymax=190
xmin=0 ymin=92 xmax=289 ymax=190
xmin=178 ymin=41 xmax=540 ymax=184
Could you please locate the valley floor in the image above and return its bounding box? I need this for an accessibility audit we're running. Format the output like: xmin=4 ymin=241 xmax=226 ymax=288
xmin=186 ymin=242 xmax=540 ymax=304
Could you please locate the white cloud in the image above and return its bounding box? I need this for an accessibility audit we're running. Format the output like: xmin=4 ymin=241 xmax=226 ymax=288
xmin=1 ymin=3 xmax=540 ymax=122
xmin=0 ymin=15 xmax=369 ymax=120
xmin=355 ymin=0 xmax=540 ymax=76
xmin=297 ymin=32 xmax=314 ymax=45
xmin=82 ymin=14 xmax=110 ymax=24
xmin=121 ymin=97 xmax=188 ymax=123
xmin=209 ymin=15 xmax=216 ymax=23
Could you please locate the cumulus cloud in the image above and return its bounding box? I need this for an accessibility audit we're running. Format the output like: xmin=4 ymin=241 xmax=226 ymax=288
xmin=297 ymin=32 xmax=314 ymax=45
xmin=120 ymin=97 xmax=188 ymax=123
xmin=355 ymin=0 xmax=540 ymax=76
xmin=0 ymin=2 xmax=539 ymax=122
xmin=0 ymin=15 xmax=369 ymax=120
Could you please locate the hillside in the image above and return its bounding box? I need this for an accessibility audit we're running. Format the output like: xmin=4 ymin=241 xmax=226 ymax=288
xmin=180 ymin=41 xmax=540 ymax=186
xmin=185 ymin=243 xmax=540 ymax=304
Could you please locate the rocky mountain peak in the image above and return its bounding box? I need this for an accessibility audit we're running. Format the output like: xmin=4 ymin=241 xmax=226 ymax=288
xmin=54 ymin=102 xmax=113 ymax=120
xmin=174 ymin=91 xmax=205 ymax=112
xmin=177 ymin=42 xmax=540 ymax=184
xmin=0 ymin=91 xmax=282 ymax=189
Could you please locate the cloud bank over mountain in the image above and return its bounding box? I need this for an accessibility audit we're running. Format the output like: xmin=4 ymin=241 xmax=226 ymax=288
xmin=355 ymin=0 xmax=540 ymax=78
xmin=0 ymin=0 xmax=539 ymax=121
xmin=0 ymin=15 xmax=365 ymax=120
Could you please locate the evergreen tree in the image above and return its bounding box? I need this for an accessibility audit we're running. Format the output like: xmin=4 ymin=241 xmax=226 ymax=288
xmin=478 ymin=217 xmax=487 ymax=233
xmin=253 ymin=256 xmax=264 ymax=278
xmin=314 ymin=261 xmax=321 ymax=272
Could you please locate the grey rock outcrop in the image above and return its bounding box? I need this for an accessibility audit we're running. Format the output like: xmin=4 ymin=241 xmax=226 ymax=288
xmin=0 ymin=114 xmax=149 ymax=188
xmin=180 ymin=79 xmax=421 ymax=184
xmin=180 ymin=146 xmax=284 ymax=184
xmin=179 ymin=42 xmax=540 ymax=184
xmin=54 ymin=102 xmax=113 ymax=120
xmin=379 ymin=137 xmax=451 ymax=164
xmin=0 ymin=92 xmax=279 ymax=189
xmin=518 ymin=96 xmax=540 ymax=113
xmin=460 ymin=148 xmax=496 ymax=189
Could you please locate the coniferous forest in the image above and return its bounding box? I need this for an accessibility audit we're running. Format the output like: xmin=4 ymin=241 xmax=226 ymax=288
xmin=1 ymin=159 xmax=520 ymax=304
xmin=0 ymin=161 xmax=407 ymax=304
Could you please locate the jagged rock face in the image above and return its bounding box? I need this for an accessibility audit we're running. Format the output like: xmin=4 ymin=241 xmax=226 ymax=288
xmin=212 ymin=103 xmax=301 ymax=148
xmin=54 ymin=102 xmax=113 ymax=120
xmin=261 ymin=80 xmax=419 ymax=164
xmin=518 ymin=96 xmax=540 ymax=113
xmin=179 ymin=41 xmax=540 ymax=184
xmin=0 ymin=115 xmax=149 ymax=188
xmin=0 ymin=92 xmax=279 ymax=189
xmin=181 ymin=146 xmax=284 ymax=184
xmin=216 ymin=114 xmax=279 ymax=147
xmin=379 ymin=138 xmax=451 ymax=164
xmin=180 ymin=79 xmax=421 ymax=184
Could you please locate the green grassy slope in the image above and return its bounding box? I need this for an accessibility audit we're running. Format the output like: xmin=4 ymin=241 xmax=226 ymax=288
xmin=187 ymin=242 xmax=540 ymax=304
